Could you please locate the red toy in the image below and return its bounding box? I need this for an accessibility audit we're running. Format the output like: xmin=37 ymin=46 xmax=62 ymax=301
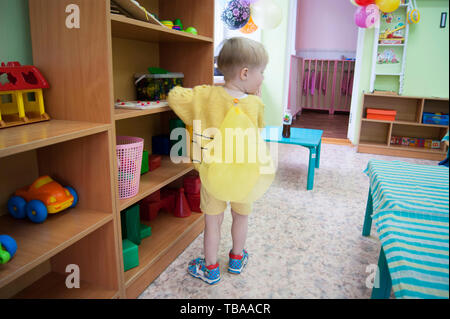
xmin=174 ymin=188 xmax=191 ymax=218
xmin=183 ymin=175 xmax=202 ymax=213
xmin=139 ymin=189 xmax=175 ymax=221
xmin=0 ymin=62 xmax=50 ymax=128
xmin=149 ymin=155 xmax=161 ymax=171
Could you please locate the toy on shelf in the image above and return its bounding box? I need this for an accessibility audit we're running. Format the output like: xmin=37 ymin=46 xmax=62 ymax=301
xmin=7 ymin=176 xmax=77 ymax=223
xmin=121 ymin=204 xmax=152 ymax=271
xmin=115 ymin=99 xmax=168 ymax=110
xmin=174 ymin=19 xmax=183 ymax=30
xmin=174 ymin=188 xmax=191 ymax=218
xmin=0 ymin=62 xmax=50 ymax=129
xmin=366 ymin=108 xmax=397 ymax=121
xmin=149 ymin=154 xmax=161 ymax=171
xmin=160 ymin=20 xmax=173 ymax=28
xmin=391 ymin=135 xmax=441 ymax=149
xmin=184 ymin=27 xmax=198 ymax=35
xmin=141 ymin=150 xmax=149 ymax=175
xmin=152 ymin=135 xmax=170 ymax=155
xmin=135 ymin=71 xmax=183 ymax=101
xmin=0 ymin=235 xmax=17 ymax=264
xmin=139 ymin=189 xmax=176 ymax=221
xmin=183 ymin=175 xmax=202 ymax=213
xmin=422 ymin=112 xmax=449 ymax=126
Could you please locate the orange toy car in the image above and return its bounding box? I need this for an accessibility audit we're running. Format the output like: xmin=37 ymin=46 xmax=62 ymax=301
xmin=7 ymin=176 xmax=78 ymax=223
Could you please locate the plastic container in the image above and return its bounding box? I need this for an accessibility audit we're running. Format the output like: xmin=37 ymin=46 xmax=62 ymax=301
xmin=134 ymin=73 xmax=184 ymax=101
xmin=366 ymin=108 xmax=397 ymax=121
xmin=117 ymin=136 xmax=144 ymax=199
xmin=422 ymin=112 xmax=449 ymax=125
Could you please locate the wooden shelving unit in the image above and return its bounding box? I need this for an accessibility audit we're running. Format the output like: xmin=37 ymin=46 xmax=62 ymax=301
xmin=0 ymin=0 xmax=212 ymax=299
xmin=358 ymin=93 xmax=449 ymax=160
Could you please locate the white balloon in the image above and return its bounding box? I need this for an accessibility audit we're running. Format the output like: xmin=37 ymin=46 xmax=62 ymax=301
xmin=251 ymin=0 xmax=283 ymax=30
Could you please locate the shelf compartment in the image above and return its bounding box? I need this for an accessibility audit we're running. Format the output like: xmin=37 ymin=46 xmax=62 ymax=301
xmin=13 ymin=272 xmax=118 ymax=299
xmin=363 ymin=94 xmax=423 ymax=122
xmin=359 ymin=120 xmax=391 ymax=146
xmin=119 ymin=156 xmax=193 ymax=211
xmin=124 ymin=210 xmax=204 ymax=298
xmin=361 ymin=118 xmax=448 ymax=128
xmin=0 ymin=120 xmax=110 ymax=159
xmin=391 ymin=123 xmax=448 ymax=141
xmin=0 ymin=209 xmax=112 ymax=289
xmin=110 ymin=14 xmax=213 ymax=44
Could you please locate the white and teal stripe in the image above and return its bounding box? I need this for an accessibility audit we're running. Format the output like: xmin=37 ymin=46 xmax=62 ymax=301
xmin=365 ymin=160 xmax=449 ymax=299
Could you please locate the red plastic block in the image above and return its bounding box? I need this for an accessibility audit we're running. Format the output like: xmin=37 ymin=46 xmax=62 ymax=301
xmin=186 ymin=193 xmax=201 ymax=213
xmin=174 ymin=188 xmax=191 ymax=218
xmin=0 ymin=62 xmax=49 ymax=91
xmin=149 ymin=155 xmax=161 ymax=171
xmin=183 ymin=175 xmax=201 ymax=194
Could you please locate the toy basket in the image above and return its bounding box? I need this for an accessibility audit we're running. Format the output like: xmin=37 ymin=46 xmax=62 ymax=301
xmin=116 ymin=136 xmax=144 ymax=199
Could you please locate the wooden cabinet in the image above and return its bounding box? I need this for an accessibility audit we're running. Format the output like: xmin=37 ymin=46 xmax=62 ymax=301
xmin=0 ymin=0 xmax=213 ymax=299
xmin=357 ymin=93 xmax=449 ymax=160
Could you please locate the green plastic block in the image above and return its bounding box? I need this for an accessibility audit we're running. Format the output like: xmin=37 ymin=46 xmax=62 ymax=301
xmin=140 ymin=224 xmax=152 ymax=239
xmin=141 ymin=150 xmax=149 ymax=175
xmin=120 ymin=204 xmax=141 ymax=245
xmin=122 ymin=239 xmax=139 ymax=271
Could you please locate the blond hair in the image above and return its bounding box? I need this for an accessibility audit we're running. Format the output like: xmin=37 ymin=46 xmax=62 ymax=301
xmin=217 ymin=37 xmax=268 ymax=80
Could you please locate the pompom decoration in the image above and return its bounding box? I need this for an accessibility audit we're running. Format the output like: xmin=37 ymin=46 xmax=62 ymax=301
xmin=355 ymin=0 xmax=375 ymax=5
xmin=221 ymin=0 xmax=251 ymax=30
xmin=375 ymin=0 xmax=400 ymax=13
xmin=355 ymin=4 xmax=380 ymax=28
xmin=240 ymin=16 xmax=258 ymax=34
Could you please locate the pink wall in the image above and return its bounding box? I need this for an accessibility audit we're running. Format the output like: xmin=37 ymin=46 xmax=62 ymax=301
xmin=296 ymin=0 xmax=358 ymax=52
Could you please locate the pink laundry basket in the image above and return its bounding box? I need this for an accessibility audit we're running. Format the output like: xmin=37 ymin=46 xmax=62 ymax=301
xmin=116 ymin=136 xmax=144 ymax=199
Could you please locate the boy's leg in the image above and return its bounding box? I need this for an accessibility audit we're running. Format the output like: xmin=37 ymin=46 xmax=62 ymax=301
xmin=204 ymin=212 xmax=225 ymax=266
xmin=230 ymin=209 xmax=248 ymax=255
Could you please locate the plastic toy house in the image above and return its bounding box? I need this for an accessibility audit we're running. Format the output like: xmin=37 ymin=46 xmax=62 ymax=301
xmin=0 ymin=61 xmax=50 ymax=129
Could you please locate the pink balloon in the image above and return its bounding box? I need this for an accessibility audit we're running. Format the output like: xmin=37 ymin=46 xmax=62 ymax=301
xmin=354 ymin=4 xmax=380 ymax=28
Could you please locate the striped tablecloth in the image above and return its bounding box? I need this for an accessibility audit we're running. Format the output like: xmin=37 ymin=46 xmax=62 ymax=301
xmin=364 ymin=160 xmax=449 ymax=299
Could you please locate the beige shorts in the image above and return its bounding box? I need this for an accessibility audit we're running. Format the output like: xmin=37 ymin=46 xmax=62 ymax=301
xmin=200 ymin=185 xmax=252 ymax=216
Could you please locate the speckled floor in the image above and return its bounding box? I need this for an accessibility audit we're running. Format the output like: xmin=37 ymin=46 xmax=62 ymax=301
xmin=138 ymin=143 xmax=436 ymax=299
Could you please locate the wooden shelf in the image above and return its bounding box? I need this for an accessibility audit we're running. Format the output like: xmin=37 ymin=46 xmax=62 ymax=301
xmin=114 ymin=105 xmax=171 ymax=121
xmin=119 ymin=156 xmax=194 ymax=211
xmin=361 ymin=118 xmax=448 ymax=128
xmin=13 ymin=272 xmax=118 ymax=299
xmin=110 ymin=14 xmax=213 ymax=44
xmin=0 ymin=120 xmax=110 ymax=159
xmin=124 ymin=210 xmax=204 ymax=295
xmin=0 ymin=209 xmax=112 ymax=288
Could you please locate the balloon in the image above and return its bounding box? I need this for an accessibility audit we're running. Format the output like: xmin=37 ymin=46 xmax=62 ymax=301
xmin=355 ymin=0 xmax=375 ymax=5
xmin=251 ymin=0 xmax=282 ymax=30
xmin=221 ymin=0 xmax=251 ymax=30
xmin=355 ymin=4 xmax=380 ymax=28
xmin=375 ymin=0 xmax=400 ymax=13
xmin=240 ymin=16 xmax=258 ymax=34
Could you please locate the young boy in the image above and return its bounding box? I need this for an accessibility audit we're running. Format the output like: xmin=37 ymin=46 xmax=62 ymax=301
xmin=167 ymin=37 xmax=268 ymax=284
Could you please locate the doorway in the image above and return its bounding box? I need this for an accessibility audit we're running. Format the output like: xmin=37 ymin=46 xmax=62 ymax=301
xmin=287 ymin=0 xmax=359 ymax=143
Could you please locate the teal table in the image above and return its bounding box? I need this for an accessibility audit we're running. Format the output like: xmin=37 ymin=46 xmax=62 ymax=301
xmin=363 ymin=160 xmax=449 ymax=299
xmin=262 ymin=126 xmax=323 ymax=190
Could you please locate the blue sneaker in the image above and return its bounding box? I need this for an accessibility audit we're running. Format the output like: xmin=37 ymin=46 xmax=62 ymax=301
xmin=228 ymin=249 xmax=248 ymax=274
xmin=188 ymin=258 xmax=221 ymax=285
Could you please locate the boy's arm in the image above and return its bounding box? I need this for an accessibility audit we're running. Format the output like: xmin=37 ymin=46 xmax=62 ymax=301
xmin=167 ymin=86 xmax=195 ymax=126
xmin=257 ymin=99 xmax=265 ymax=129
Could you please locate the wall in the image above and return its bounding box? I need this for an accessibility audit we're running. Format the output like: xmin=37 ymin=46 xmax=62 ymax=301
xmin=296 ymin=0 xmax=358 ymax=58
xmin=350 ymin=0 xmax=449 ymax=144
xmin=0 ymin=0 xmax=33 ymax=65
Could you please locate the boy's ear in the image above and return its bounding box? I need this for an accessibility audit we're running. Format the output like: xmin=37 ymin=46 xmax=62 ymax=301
xmin=240 ymin=67 xmax=249 ymax=81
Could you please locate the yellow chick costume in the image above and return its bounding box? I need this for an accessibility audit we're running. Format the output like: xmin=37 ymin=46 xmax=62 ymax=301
xmin=168 ymin=85 xmax=269 ymax=216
